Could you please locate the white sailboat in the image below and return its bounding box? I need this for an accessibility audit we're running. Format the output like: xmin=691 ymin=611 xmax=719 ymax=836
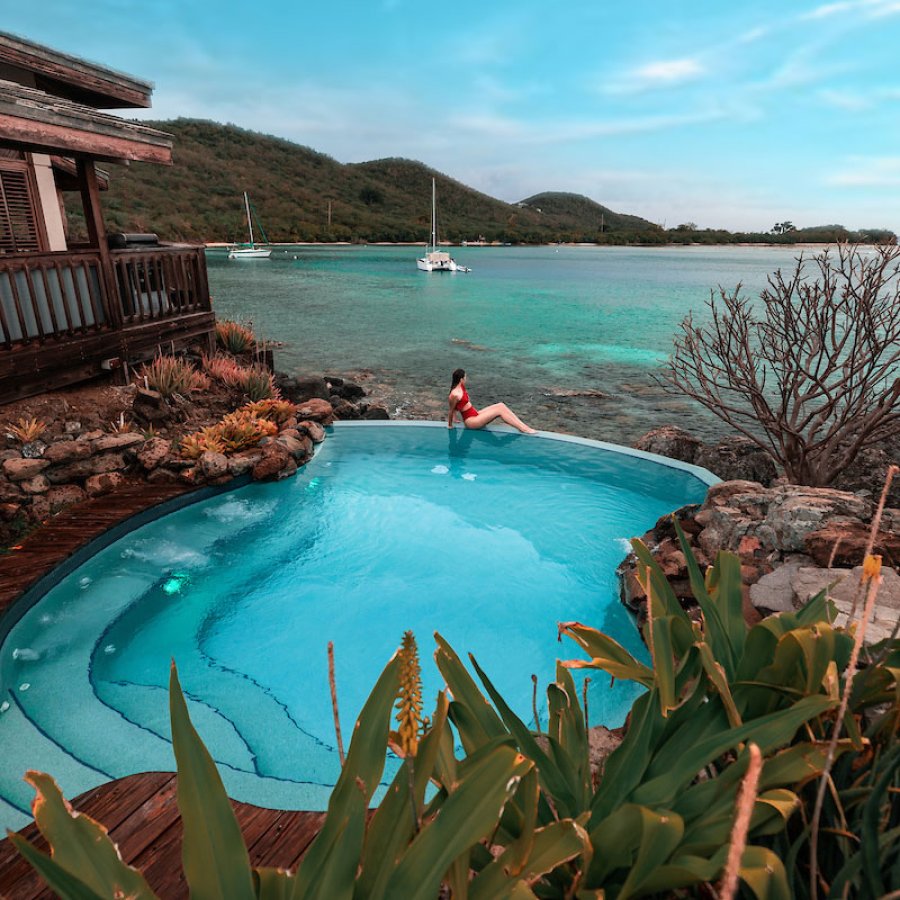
xmin=228 ymin=192 xmax=272 ymax=259
xmin=417 ymin=178 xmax=470 ymax=272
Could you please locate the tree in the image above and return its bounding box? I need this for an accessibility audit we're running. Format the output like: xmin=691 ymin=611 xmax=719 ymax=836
xmin=661 ymin=245 xmax=900 ymax=486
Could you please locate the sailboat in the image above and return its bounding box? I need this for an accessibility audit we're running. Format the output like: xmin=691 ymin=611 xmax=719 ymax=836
xmin=228 ymin=192 xmax=272 ymax=259
xmin=417 ymin=178 xmax=470 ymax=272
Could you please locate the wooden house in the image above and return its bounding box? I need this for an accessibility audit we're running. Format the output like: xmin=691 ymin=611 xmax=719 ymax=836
xmin=0 ymin=31 xmax=214 ymax=403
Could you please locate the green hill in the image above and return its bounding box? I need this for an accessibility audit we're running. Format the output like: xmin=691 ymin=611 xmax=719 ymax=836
xmin=74 ymin=119 xmax=659 ymax=244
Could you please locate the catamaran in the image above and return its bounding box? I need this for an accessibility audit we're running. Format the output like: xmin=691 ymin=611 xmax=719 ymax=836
xmin=417 ymin=178 xmax=470 ymax=272
xmin=228 ymin=192 xmax=272 ymax=259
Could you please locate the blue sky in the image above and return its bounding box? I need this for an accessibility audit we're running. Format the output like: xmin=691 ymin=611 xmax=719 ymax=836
xmin=5 ymin=0 xmax=900 ymax=230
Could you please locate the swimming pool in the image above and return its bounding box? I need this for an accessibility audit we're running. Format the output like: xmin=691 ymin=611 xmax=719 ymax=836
xmin=0 ymin=423 xmax=715 ymax=831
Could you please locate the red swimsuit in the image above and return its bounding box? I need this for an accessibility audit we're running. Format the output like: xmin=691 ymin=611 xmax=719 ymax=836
xmin=455 ymin=385 xmax=479 ymax=420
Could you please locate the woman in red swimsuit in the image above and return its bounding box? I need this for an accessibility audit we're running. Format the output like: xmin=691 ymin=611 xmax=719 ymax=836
xmin=447 ymin=368 xmax=537 ymax=433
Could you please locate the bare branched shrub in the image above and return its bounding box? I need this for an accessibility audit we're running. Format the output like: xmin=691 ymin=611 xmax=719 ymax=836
xmin=661 ymin=244 xmax=900 ymax=485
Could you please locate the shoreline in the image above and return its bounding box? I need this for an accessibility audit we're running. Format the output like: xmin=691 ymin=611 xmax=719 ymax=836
xmin=204 ymin=241 xmax=858 ymax=250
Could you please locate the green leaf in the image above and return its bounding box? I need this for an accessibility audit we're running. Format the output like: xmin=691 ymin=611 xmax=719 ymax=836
xmin=616 ymin=806 xmax=685 ymax=900
xmin=631 ymin=539 xmax=693 ymax=626
xmin=7 ymin=833 xmax=108 ymax=900
xmin=469 ymin=819 xmax=588 ymax=900
xmin=253 ymin=867 xmax=295 ymax=900
xmin=696 ymin=641 xmax=742 ymax=727
xmin=559 ymin=621 xmax=654 ymax=685
xmin=383 ymin=745 xmax=533 ymax=900
xmin=704 ymin=550 xmax=747 ymax=665
xmin=168 ymin=662 xmax=256 ymax=900
xmin=292 ymin=653 xmax=400 ymax=899
xmin=736 ymin=845 xmax=791 ymax=900
xmin=17 ymin=771 xmax=156 ymax=899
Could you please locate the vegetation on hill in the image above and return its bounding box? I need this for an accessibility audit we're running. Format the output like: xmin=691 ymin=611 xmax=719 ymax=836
xmin=73 ymin=119 xmax=897 ymax=246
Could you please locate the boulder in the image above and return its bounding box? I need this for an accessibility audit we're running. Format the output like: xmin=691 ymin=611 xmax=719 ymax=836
xmin=633 ymin=426 xmax=702 ymax=464
xmin=2 ymin=458 xmax=50 ymax=482
xmin=228 ymin=449 xmax=265 ymax=476
xmin=252 ymin=444 xmax=295 ymax=481
xmin=64 ymin=421 xmax=82 ymax=435
xmin=43 ymin=440 xmax=92 ymax=465
xmin=132 ymin=388 xmax=169 ymax=424
xmin=21 ymin=441 xmax=47 ymax=459
xmin=20 ymin=475 xmax=50 ymax=495
xmin=0 ymin=480 xmax=22 ymax=502
xmin=339 ymin=380 xmax=365 ymax=400
xmin=276 ymin=433 xmax=314 ymax=462
xmin=297 ymin=421 xmax=326 ymax=443
xmin=0 ymin=502 xmax=21 ymax=522
xmin=146 ymin=468 xmax=178 ymax=484
xmin=294 ymin=398 xmax=334 ymax=424
xmin=331 ymin=399 xmax=360 ymax=419
xmin=833 ymin=444 xmax=900 ymax=507
xmin=805 ymin=521 xmax=900 ymax=569
xmin=199 ymin=451 xmax=229 ymax=479
xmin=363 ymin=405 xmax=390 ymax=420
xmin=46 ymin=484 xmax=87 ymax=509
xmin=75 ymin=430 xmax=105 ymax=443
xmin=28 ymin=497 xmax=51 ymax=522
xmin=137 ymin=438 xmax=172 ymax=471
xmin=91 ymin=433 xmax=145 ymax=454
xmin=749 ymin=557 xmax=812 ymax=613
xmin=694 ymin=436 xmax=777 ymax=486
xmin=278 ymin=375 xmax=331 ymax=403
xmin=764 ymin=486 xmax=871 ymax=553
xmin=324 ymin=374 xmax=344 ymax=387
xmin=588 ymin=726 xmax=624 ymax=779
xmin=85 ymin=472 xmax=125 ymax=498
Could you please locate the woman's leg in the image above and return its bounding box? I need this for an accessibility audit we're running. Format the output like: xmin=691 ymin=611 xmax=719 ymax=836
xmin=464 ymin=402 xmax=536 ymax=434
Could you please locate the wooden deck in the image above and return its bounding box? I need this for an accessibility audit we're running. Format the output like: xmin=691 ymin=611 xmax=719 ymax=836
xmin=0 ymin=481 xmax=193 ymax=614
xmin=0 ymin=773 xmax=327 ymax=898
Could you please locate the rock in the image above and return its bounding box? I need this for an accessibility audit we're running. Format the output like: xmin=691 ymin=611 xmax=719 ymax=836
xmin=199 ymin=451 xmax=229 ymax=479
xmin=0 ymin=449 xmax=20 ymax=462
xmin=85 ymin=472 xmax=125 ymax=497
xmin=2 ymin=458 xmax=50 ymax=482
xmin=339 ymin=380 xmax=365 ymax=400
xmin=20 ymin=475 xmax=50 ymax=495
xmin=324 ymin=374 xmax=344 ymax=387
xmin=132 ymin=388 xmax=169 ymax=424
xmin=146 ymin=468 xmax=178 ymax=484
xmin=297 ymin=421 xmax=326 ymax=443
xmin=21 ymin=440 xmax=47 ymax=459
xmin=694 ymin=436 xmax=777 ymax=486
xmin=75 ymin=430 xmax=105 ymax=443
xmin=43 ymin=440 xmax=92 ymax=465
xmin=332 ymin=399 xmax=360 ymax=419
xmin=137 ymin=438 xmax=172 ymax=471
xmin=588 ymin=726 xmax=624 ymax=779
xmin=278 ymin=375 xmax=331 ymax=403
xmin=765 ymin=486 xmax=871 ymax=553
xmin=633 ymin=426 xmax=702 ymax=464
xmin=64 ymin=421 xmax=82 ymax=435
xmin=0 ymin=502 xmax=21 ymax=522
xmin=46 ymin=484 xmax=87 ymax=509
xmin=363 ymin=405 xmax=390 ymax=420
xmin=28 ymin=497 xmax=51 ymax=522
xmin=252 ymin=444 xmax=294 ymax=481
xmin=46 ymin=454 xmax=125 ymax=484
xmin=294 ymin=398 xmax=334 ymax=424
xmin=805 ymin=521 xmax=900 ymax=569
xmin=91 ymin=433 xmax=144 ymax=453
xmin=749 ymin=557 xmax=813 ymax=613
xmin=276 ymin=433 xmax=314 ymax=462
xmin=833 ymin=445 xmax=900 ymax=508
xmin=0 ymin=480 xmax=22 ymax=502
xmin=228 ymin=449 xmax=265 ymax=476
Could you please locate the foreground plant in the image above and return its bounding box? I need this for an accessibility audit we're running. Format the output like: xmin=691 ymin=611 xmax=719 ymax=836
xmin=137 ymin=354 xmax=207 ymax=399
xmin=215 ymin=319 xmax=256 ymax=354
xmin=5 ymin=417 xmax=46 ymax=443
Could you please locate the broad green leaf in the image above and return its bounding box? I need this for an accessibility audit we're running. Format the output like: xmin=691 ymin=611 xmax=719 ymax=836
xmin=631 ymin=539 xmax=692 ymax=625
xmin=736 ymin=845 xmax=791 ymax=900
xmin=169 ymin=662 xmax=256 ymax=900
xmin=696 ymin=642 xmax=742 ymax=727
xmin=559 ymin=621 xmax=654 ymax=685
xmin=254 ymin=867 xmax=295 ymax=900
xmin=7 ymin=833 xmax=108 ymax=900
xmin=293 ymin=654 xmax=400 ymax=899
xmin=435 ymin=634 xmax=507 ymax=745
xmin=18 ymin=771 xmax=156 ymax=899
xmin=469 ymin=819 xmax=588 ymax=900
xmin=631 ymin=853 xmax=721 ymax=894
xmin=383 ymin=745 xmax=533 ymax=900
xmin=617 ymin=806 xmax=685 ymax=899
xmin=469 ymin=654 xmax=581 ymax=817
xmin=704 ymin=550 xmax=747 ymax=664
xmin=414 ymin=691 xmax=449 ymax=807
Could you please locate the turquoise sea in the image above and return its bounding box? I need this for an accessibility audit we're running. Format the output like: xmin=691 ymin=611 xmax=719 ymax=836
xmin=206 ymin=244 xmax=809 ymax=442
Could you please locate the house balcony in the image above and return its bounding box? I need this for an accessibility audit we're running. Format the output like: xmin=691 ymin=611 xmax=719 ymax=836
xmin=0 ymin=241 xmax=214 ymax=403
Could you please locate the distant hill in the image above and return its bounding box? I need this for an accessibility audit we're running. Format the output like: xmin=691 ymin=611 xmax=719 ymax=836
xmin=69 ymin=119 xmax=660 ymax=244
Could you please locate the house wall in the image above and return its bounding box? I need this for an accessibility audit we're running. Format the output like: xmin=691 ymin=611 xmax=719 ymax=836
xmin=31 ymin=153 xmax=67 ymax=251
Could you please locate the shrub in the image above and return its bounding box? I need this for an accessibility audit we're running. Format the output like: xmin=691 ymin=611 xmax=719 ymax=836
xmin=242 ymin=398 xmax=297 ymax=427
xmin=179 ymin=426 xmax=228 ymax=460
xmin=138 ymin=355 xmax=207 ymax=399
xmin=5 ymin=417 xmax=47 ymax=443
xmin=215 ymin=319 xmax=255 ymax=354
xmin=662 ymin=244 xmax=900 ymax=486
xmin=203 ymin=355 xmax=277 ymax=401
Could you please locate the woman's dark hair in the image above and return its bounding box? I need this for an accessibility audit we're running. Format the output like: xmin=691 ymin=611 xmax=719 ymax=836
xmin=451 ymin=368 xmax=466 ymax=388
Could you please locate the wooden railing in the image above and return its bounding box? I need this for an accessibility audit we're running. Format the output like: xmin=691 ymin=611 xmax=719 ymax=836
xmin=0 ymin=244 xmax=210 ymax=349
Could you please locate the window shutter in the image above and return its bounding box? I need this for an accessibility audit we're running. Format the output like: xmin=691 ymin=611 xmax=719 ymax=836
xmin=0 ymin=166 xmax=41 ymax=253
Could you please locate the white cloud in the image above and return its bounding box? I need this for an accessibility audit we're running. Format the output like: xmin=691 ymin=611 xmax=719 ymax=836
xmin=631 ymin=58 xmax=706 ymax=86
xmin=818 ymin=88 xmax=871 ymax=110
xmin=825 ymin=157 xmax=900 ymax=187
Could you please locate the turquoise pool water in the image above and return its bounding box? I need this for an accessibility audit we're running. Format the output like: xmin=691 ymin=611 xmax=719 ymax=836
xmin=0 ymin=424 xmax=713 ymax=831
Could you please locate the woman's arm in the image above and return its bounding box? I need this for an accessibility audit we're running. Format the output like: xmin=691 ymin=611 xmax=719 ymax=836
xmin=447 ymin=395 xmax=457 ymax=428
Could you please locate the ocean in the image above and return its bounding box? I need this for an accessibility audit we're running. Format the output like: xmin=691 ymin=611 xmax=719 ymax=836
xmin=206 ymin=244 xmax=810 ymax=443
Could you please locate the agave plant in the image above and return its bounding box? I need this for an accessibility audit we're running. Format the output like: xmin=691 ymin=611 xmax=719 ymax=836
xmin=5 ymin=416 xmax=47 ymax=444
xmin=179 ymin=425 xmax=228 ymax=460
xmin=138 ymin=355 xmax=206 ymax=399
xmin=238 ymin=366 xmax=278 ymax=402
xmin=215 ymin=319 xmax=256 ymax=355
xmin=243 ymin=398 xmax=298 ymax=428
xmin=11 ymin=650 xmax=586 ymax=898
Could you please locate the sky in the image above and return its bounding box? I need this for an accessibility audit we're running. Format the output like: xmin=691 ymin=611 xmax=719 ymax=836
xmin=4 ymin=0 xmax=900 ymax=231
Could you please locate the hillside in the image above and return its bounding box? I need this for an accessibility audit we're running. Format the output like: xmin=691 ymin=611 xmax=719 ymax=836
xmin=70 ymin=119 xmax=658 ymax=244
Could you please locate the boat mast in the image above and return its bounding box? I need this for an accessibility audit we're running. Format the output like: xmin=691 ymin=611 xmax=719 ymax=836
xmin=431 ymin=178 xmax=437 ymax=251
xmin=244 ymin=191 xmax=255 ymax=246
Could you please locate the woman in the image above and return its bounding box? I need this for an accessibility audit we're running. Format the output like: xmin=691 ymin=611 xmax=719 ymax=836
xmin=447 ymin=368 xmax=537 ymax=433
